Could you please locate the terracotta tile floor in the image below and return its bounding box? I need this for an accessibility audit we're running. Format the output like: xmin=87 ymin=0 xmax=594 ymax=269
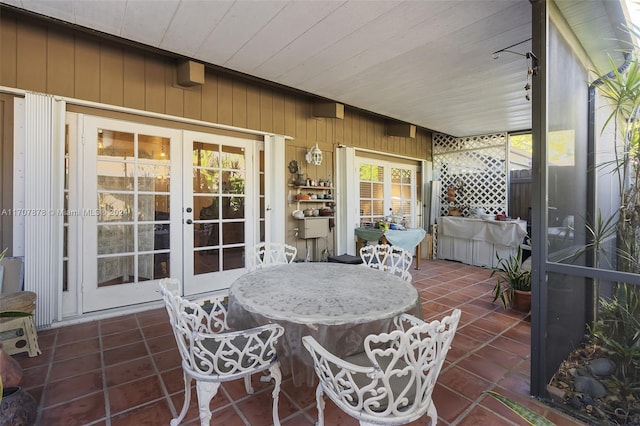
xmin=14 ymin=259 xmax=587 ymax=425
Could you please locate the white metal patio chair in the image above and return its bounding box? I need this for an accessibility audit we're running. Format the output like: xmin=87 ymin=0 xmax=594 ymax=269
xmin=302 ymin=309 xmax=461 ymax=426
xmin=246 ymin=242 xmax=297 ymax=271
xmin=159 ymin=278 xmax=285 ymax=426
xmin=359 ymin=244 xmax=413 ymax=282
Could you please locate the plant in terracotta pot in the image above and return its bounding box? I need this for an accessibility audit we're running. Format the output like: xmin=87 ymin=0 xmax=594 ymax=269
xmin=490 ymin=245 xmax=532 ymax=312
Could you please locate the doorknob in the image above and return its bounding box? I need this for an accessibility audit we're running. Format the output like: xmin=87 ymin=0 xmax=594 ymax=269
xmin=186 ymin=219 xmax=193 ymax=224
xmin=186 ymin=207 xmax=193 ymax=213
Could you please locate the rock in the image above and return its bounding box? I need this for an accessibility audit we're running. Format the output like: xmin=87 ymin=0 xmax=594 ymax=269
xmin=582 ymin=395 xmax=596 ymax=406
xmin=587 ymin=358 xmax=616 ymax=377
xmin=574 ymin=376 xmax=607 ymax=399
xmin=576 ymin=366 xmax=590 ymax=377
xmin=569 ymin=396 xmax=583 ymax=408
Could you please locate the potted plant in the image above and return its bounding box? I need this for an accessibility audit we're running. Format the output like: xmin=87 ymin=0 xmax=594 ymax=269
xmin=490 ymin=245 xmax=532 ymax=312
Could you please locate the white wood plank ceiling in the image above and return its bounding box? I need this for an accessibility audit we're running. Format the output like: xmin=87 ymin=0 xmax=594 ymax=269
xmin=1 ymin=0 xmax=631 ymax=137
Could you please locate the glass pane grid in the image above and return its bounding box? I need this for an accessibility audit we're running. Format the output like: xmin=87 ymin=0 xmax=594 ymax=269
xmin=97 ymin=129 xmax=173 ymax=284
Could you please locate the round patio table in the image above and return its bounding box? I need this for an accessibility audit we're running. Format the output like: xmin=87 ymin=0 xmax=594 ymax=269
xmin=227 ymin=262 xmax=421 ymax=386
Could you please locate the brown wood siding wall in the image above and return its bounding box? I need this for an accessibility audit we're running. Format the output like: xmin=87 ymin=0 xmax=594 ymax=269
xmin=0 ymin=12 xmax=432 ymax=161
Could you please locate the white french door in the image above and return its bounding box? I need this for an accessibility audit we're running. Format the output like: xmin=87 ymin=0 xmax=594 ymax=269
xmin=78 ymin=118 xmax=259 ymax=311
xmin=81 ymin=117 xmax=182 ymax=312
xmin=356 ymin=158 xmax=418 ymax=228
xmin=182 ymin=131 xmax=256 ymax=296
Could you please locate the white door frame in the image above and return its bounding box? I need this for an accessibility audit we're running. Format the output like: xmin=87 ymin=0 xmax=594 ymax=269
xmin=59 ymin=115 xmax=286 ymax=317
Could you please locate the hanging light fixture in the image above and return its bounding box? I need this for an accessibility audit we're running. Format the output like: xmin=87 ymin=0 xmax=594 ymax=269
xmin=491 ymin=39 xmax=536 ymax=102
xmin=305 ymin=143 xmax=323 ymax=166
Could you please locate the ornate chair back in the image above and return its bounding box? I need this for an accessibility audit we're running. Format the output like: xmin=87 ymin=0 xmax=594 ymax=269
xmin=360 ymin=244 xmax=413 ymax=282
xmin=385 ymin=246 xmax=413 ymax=282
xmin=247 ymin=242 xmax=297 ymax=271
xmin=159 ymin=278 xmax=285 ymax=426
xmin=303 ymin=309 xmax=461 ymax=425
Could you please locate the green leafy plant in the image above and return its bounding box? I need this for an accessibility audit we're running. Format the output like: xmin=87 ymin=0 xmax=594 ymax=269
xmin=590 ymin=283 xmax=640 ymax=400
xmin=484 ymin=391 xmax=556 ymax=426
xmin=594 ymin=55 xmax=640 ymax=274
xmin=490 ymin=245 xmax=531 ymax=309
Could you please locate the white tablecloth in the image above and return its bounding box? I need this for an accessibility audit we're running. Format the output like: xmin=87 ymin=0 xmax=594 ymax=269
xmin=437 ymin=217 xmax=528 ymax=267
xmin=354 ymin=227 xmax=426 ymax=251
xmin=227 ymin=263 xmax=421 ymax=386
xmin=438 ymin=216 xmax=527 ymax=247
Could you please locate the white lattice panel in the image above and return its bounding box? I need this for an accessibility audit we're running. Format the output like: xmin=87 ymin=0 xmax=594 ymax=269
xmin=433 ymin=133 xmax=507 ymax=217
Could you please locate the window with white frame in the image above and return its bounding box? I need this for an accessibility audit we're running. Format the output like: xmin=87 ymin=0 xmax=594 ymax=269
xmin=357 ymin=158 xmax=417 ymax=228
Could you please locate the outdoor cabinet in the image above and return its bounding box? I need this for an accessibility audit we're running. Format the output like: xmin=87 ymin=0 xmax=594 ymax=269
xmin=298 ymin=218 xmax=329 ymax=239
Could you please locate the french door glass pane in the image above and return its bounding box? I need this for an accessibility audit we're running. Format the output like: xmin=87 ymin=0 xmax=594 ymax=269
xmin=98 ymin=224 xmax=135 ymax=255
xmin=193 ymin=143 xmax=219 ymax=166
xmin=98 ymin=193 xmax=133 ymax=222
xmin=98 ymin=130 xmax=134 ymax=157
xmin=372 ymin=200 xmax=384 ymax=216
xmin=372 ymin=182 xmax=383 ymax=198
xmin=194 ymin=223 xmax=218 ymax=248
xmin=191 ymin=141 xmax=246 ymax=275
xmin=195 ymin=249 xmax=219 ymax=274
xmin=139 ymin=134 xmax=170 ymax=160
xmin=391 ymin=168 xmax=401 ymax=183
xmin=138 ymin=165 xmax=170 ymax=191
xmin=97 ymin=255 xmax=134 ymax=287
xmin=197 ymin=196 xmax=219 ymax=220
xmin=96 ymin=128 xmax=172 ymax=285
xmin=222 ymin=171 xmax=245 ymax=194
xmin=193 ymin=170 xmax=220 ymax=193
xmin=223 ymin=247 xmax=244 ymax=269
xmin=138 ymin=224 xmax=158 ymax=251
xmin=97 ymin=161 xmax=133 ymax=190
xmin=222 ymin=196 xmax=245 ymax=219
xmin=222 ymin=222 xmax=244 ymax=244
xmin=221 ymin=145 xmax=245 ymax=169
xmin=360 ymin=182 xmax=372 ymax=198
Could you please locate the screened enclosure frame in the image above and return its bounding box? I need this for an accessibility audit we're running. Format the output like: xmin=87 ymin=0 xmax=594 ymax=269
xmin=530 ymin=0 xmax=640 ymax=399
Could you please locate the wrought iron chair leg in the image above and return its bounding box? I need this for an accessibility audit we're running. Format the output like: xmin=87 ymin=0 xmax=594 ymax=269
xmin=267 ymin=364 xmax=283 ymax=426
xmin=427 ymin=403 xmax=438 ymax=425
xmin=315 ymin=385 xmax=326 ymax=426
xmin=196 ymin=381 xmax=220 ymax=426
xmin=244 ymin=375 xmax=254 ymax=394
xmin=170 ymin=372 xmax=192 ymax=426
